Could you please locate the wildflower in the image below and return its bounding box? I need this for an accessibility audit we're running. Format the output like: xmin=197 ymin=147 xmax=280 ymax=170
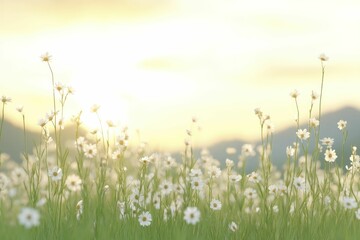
xmin=309 ymin=118 xmax=319 ymax=128
xmin=241 ymin=144 xmax=256 ymax=157
xmin=265 ymin=120 xmax=275 ymax=133
xmin=191 ymin=177 xmax=204 ymax=191
xmin=38 ymin=118 xmax=48 ymax=128
xmin=229 ymin=221 xmax=238 ymax=232
xmin=247 ymin=171 xmax=262 ymax=183
xmin=18 ymin=207 xmax=40 ymax=229
xmin=83 ymin=143 xmax=97 ymax=159
xmin=46 ymin=110 xmax=57 ymax=122
xmin=76 ymin=200 xmax=83 ymax=220
xmin=210 ymin=199 xmax=222 ymax=211
xmin=225 ymin=159 xmax=234 ymax=169
xmin=36 ymin=198 xmax=47 ymax=207
xmin=342 ymin=196 xmax=358 ymax=209
xmin=16 ymin=105 xmax=24 ymax=113
xmin=48 ymin=166 xmax=63 ymax=182
xmin=290 ymin=89 xmax=300 ymax=99
xmin=139 ymin=156 xmax=151 ymax=165
xmin=41 ymin=52 xmax=52 ymax=62
xmin=129 ymin=189 xmax=144 ymax=204
xmin=164 ymin=156 xmax=176 ymax=168
xmin=254 ymin=108 xmax=263 ymax=118
xmin=273 ymin=205 xmax=279 ymax=213
xmin=55 ymin=82 xmax=64 ymax=93
xmin=324 ymin=149 xmax=337 ymax=162
xmin=183 ymin=207 xmax=200 ymax=225
xmin=106 ymin=120 xmax=116 ymax=128
xmin=293 ymin=176 xmax=306 ymax=191
xmin=311 ymin=91 xmax=319 ymax=102
xmin=117 ymin=201 xmax=125 ymax=219
xmin=296 ymin=129 xmax=310 ymax=141
xmin=319 ymin=53 xmax=329 ymax=61
xmin=138 ymin=211 xmax=152 ymax=227
xmin=337 ymin=120 xmax=347 ymax=130
xmin=268 ymin=184 xmax=278 ymax=195
xmin=244 ymin=187 xmax=257 ymax=200
xmin=229 ymin=174 xmax=242 ymax=183
xmin=90 ymin=104 xmax=100 ymax=113
xmin=208 ymin=166 xmax=221 ymax=178
xmin=1 ymin=96 xmax=11 ymax=104
xmin=355 ymin=209 xmax=360 ymax=220
xmin=65 ymin=174 xmax=82 ymax=192
xmin=321 ymin=137 xmax=334 ymax=148
xmin=153 ymin=196 xmax=161 ymax=209
xmin=159 ymin=180 xmax=173 ymax=196
xmin=189 ymin=169 xmax=202 ymax=178
xmin=286 ymin=146 xmax=295 ymax=157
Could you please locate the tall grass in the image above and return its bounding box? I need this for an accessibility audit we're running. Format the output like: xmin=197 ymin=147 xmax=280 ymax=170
xmin=0 ymin=53 xmax=360 ymax=240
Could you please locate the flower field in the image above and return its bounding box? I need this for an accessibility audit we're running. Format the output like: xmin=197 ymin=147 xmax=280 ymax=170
xmin=1 ymin=54 xmax=360 ymax=239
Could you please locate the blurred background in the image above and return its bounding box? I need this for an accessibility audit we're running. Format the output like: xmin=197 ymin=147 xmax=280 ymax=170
xmin=1 ymin=0 xmax=360 ymax=153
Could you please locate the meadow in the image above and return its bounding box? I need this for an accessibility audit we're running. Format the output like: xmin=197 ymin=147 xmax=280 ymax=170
xmin=1 ymin=53 xmax=360 ymax=239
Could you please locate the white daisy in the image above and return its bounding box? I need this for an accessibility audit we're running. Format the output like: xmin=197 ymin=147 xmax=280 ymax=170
xmin=48 ymin=166 xmax=63 ymax=182
xmin=210 ymin=199 xmax=222 ymax=211
xmin=184 ymin=207 xmax=200 ymax=225
xmin=18 ymin=207 xmax=40 ymax=229
xmin=138 ymin=211 xmax=152 ymax=227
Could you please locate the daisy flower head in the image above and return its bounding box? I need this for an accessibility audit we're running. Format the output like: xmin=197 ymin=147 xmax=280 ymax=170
xmin=241 ymin=144 xmax=256 ymax=157
xmin=48 ymin=166 xmax=63 ymax=182
xmin=16 ymin=105 xmax=24 ymax=113
xmin=1 ymin=96 xmax=12 ymax=104
xmin=191 ymin=177 xmax=204 ymax=191
xmin=229 ymin=221 xmax=238 ymax=232
xmin=41 ymin=52 xmax=52 ymax=62
xmin=229 ymin=174 xmax=242 ymax=183
xmin=311 ymin=90 xmax=319 ymax=102
xmin=342 ymin=196 xmax=358 ymax=210
xmin=286 ymin=146 xmax=295 ymax=157
xmin=139 ymin=156 xmax=151 ymax=165
xmin=293 ymin=176 xmax=306 ymax=191
xmin=65 ymin=174 xmax=82 ymax=192
xmin=138 ymin=211 xmax=152 ymax=227
xmin=159 ymin=180 xmax=173 ymax=196
xmin=210 ymin=199 xmax=222 ymax=211
xmin=247 ymin=171 xmax=262 ymax=183
xmin=324 ymin=149 xmax=337 ymax=163
xmin=83 ymin=143 xmax=97 ymax=159
xmin=319 ymin=53 xmax=329 ymax=62
xmin=290 ymin=89 xmax=300 ymax=99
xmin=18 ymin=207 xmax=40 ymax=229
xmin=90 ymin=104 xmax=100 ymax=113
xmin=184 ymin=207 xmax=200 ymax=225
xmin=225 ymin=158 xmax=234 ymax=169
xmin=244 ymin=187 xmax=257 ymax=200
xmin=208 ymin=166 xmax=221 ymax=179
xmin=309 ymin=118 xmax=319 ymax=128
xmin=337 ymin=120 xmax=347 ymax=130
xmin=296 ymin=129 xmax=310 ymax=141
xmin=254 ymin=107 xmax=263 ymax=119
xmin=320 ymin=137 xmax=334 ymax=148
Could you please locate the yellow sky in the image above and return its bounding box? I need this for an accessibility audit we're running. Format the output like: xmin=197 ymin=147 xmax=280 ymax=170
xmin=1 ymin=0 xmax=360 ymax=151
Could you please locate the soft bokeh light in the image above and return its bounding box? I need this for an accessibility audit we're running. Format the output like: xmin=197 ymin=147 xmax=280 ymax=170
xmin=1 ymin=0 xmax=360 ymax=151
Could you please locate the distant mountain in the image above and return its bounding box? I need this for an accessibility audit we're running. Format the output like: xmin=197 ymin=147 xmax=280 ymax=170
xmin=0 ymin=120 xmax=87 ymax=163
xmin=1 ymin=106 xmax=360 ymax=171
xmin=198 ymin=106 xmax=360 ymax=171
